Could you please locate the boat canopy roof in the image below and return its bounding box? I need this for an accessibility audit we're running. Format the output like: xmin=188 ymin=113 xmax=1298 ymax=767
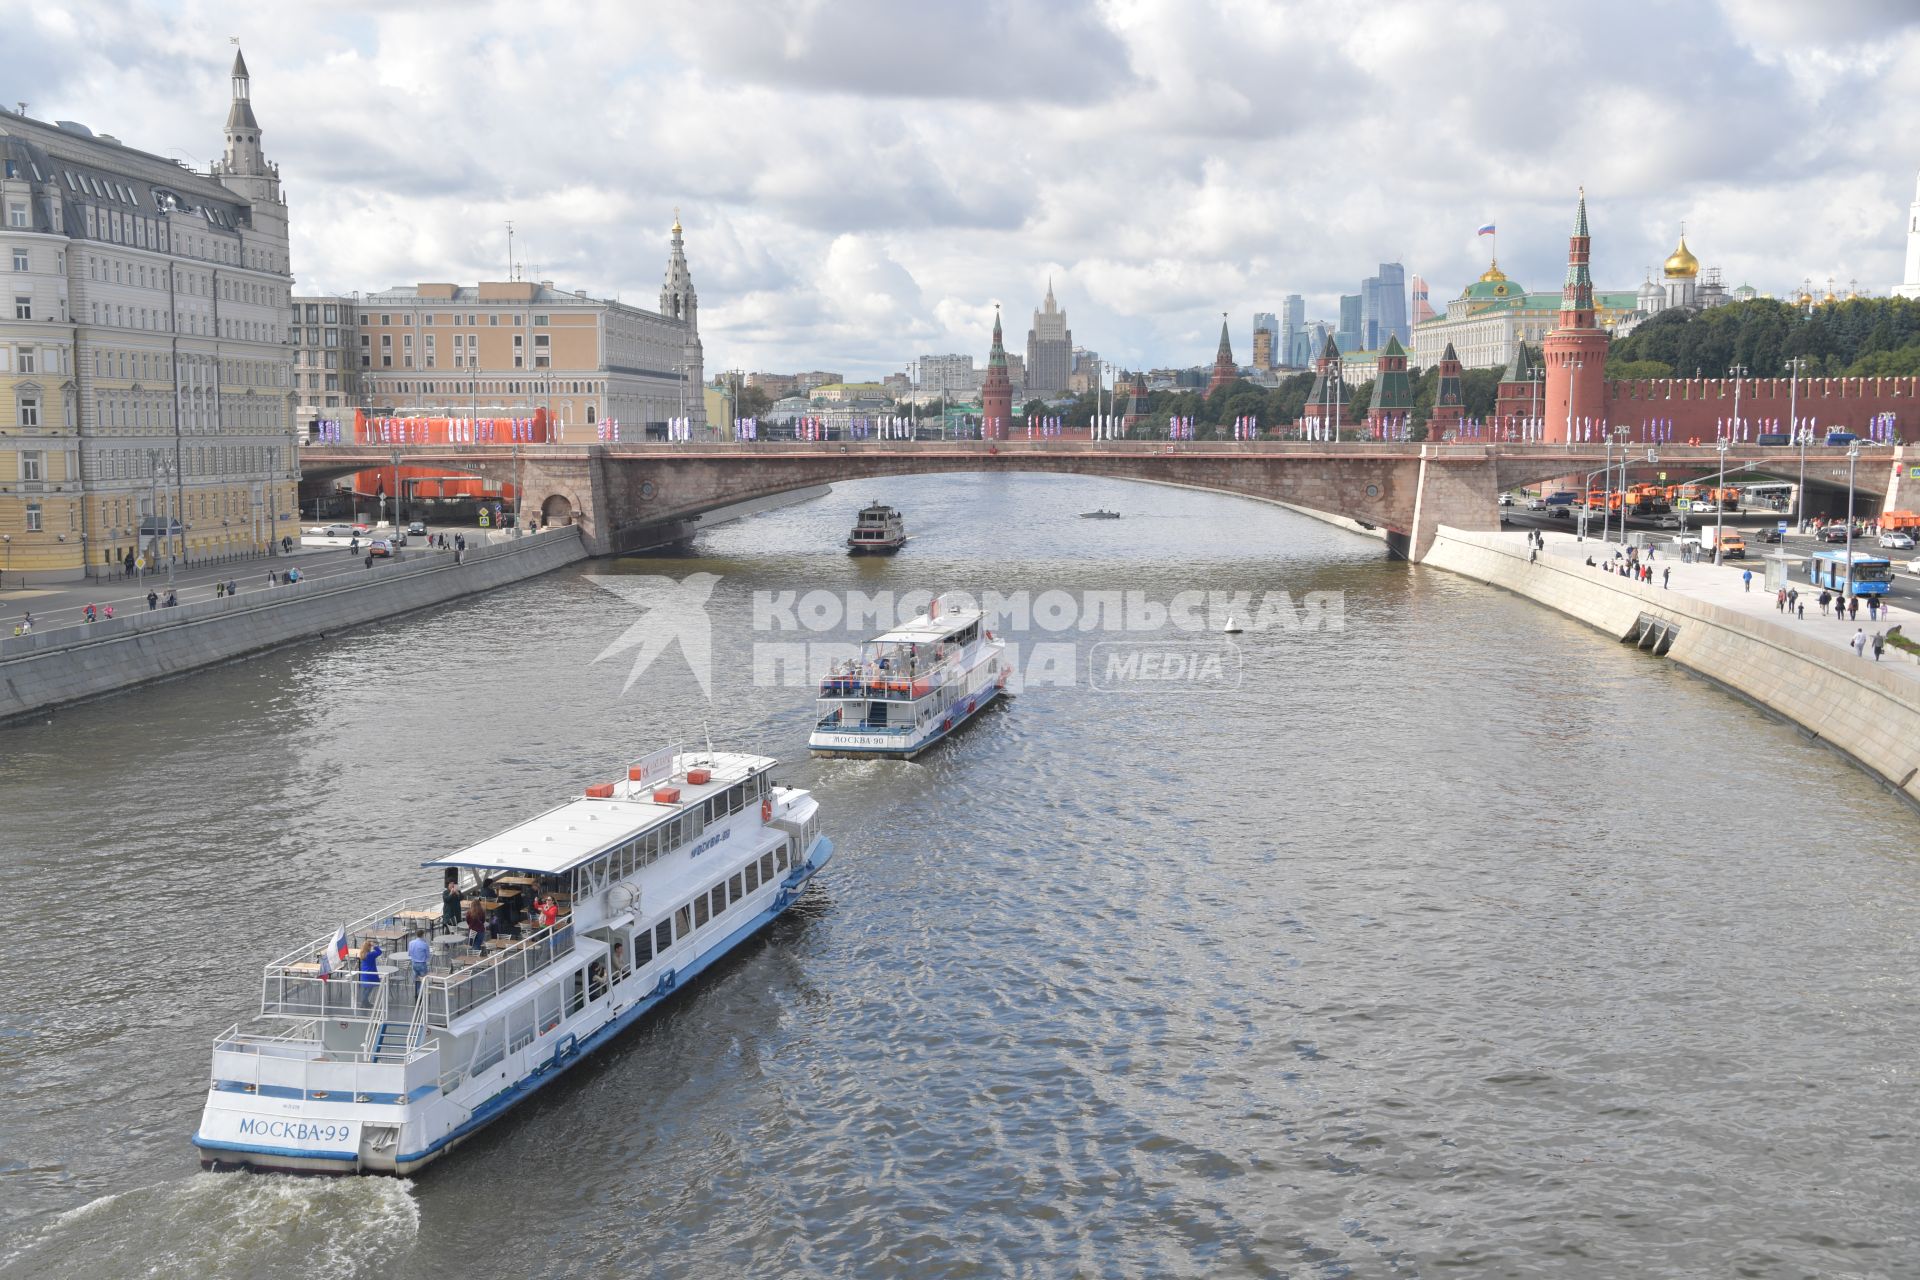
xmin=423 ymin=750 xmax=774 ymax=876
xmin=871 ymin=606 xmax=981 ymax=646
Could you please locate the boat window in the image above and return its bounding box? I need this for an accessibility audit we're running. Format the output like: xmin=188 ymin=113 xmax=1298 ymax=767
xmin=745 ymin=861 xmax=760 ymax=892
xmin=508 ymin=1001 xmax=535 ymax=1053
xmin=634 ymin=929 xmax=653 ymax=966
xmin=537 ymin=986 xmax=562 ymax=1037
xmin=655 ymin=920 xmax=673 ymax=955
xmin=694 ymin=896 xmax=710 ymax=928
xmin=776 ymin=843 xmax=790 ymax=872
xmin=675 ymin=904 xmax=693 ymax=940
xmin=760 ymin=852 xmax=775 ymax=882
xmin=710 ymin=885 xmax=727 ymax=917
xmin=729 ymin=873 xmax=744 ymax=903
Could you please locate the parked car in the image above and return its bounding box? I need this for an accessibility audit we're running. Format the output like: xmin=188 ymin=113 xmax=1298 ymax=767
xmin=407 ymin=521 xmax=428 ymax=538
xmin=1879 ymin=530 xmax=1916 ymax=550
xmin=1825 ymin=431 xmax=1858 ymax=446
xmin=367 ymin=538 xmax=395 ymax=557
xmin=1756 ymin=432 xmax=1790 ymax=446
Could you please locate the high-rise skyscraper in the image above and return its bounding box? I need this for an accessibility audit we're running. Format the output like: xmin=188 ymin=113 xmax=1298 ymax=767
xmin=1336 ymin=294 xmax=1363 ymax=352
xmin=1375 ymin=262 xmax=1409 ymax=346
xmin=1410 ymin=274 xmax=1435 ymax=324
xmin=1360 ymin=275 xmax=1383 ymax=350
xmin=1251 ymin=311 xmax=1277 ymax=370
xmin=1281 ymin=295 xmax=1306 ymax=366
xmin=1024 ymin=279 xmax=1072 ymax=394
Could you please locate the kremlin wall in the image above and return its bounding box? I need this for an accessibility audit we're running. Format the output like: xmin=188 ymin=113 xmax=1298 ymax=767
xmin=1540 ymin=190 xmax=1920 ymax=443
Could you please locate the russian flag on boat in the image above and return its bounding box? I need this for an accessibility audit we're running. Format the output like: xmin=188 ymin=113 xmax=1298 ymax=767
xmin=320 ymin=926 xmax=348 ymax=978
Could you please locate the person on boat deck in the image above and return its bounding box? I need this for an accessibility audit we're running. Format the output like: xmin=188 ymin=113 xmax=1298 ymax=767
xmin=611 ymin=941 xmax=626 ymax=980
xmin=357 ymin=941 xmax=383 ymax=1010
xmin=407 ymin=931 xmax=430 ymax=995
xmin=465 ymin=898 xmax=488 ymax=952
xmin=538 ymin=896 xmax=559 ymax=929
xmin=491 ymin=902 xmax=515 ymax=941
xmin=441 ymin=878 xmax=464 ymax=930
xmin=588 ymin=959 xmax=607 ymax=1001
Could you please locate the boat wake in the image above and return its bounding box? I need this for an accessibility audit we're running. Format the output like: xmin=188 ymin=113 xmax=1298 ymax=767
xmin=0 ymin=1173 xmax=419 ymax=1280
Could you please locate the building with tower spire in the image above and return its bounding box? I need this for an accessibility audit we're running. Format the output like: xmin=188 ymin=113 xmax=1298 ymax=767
xmin=980 ymin=307 xmax=1012 ymax=438
xmin=1895 ymin=170 xmax=1920 ymax=298
xmin=1365 ymin=335 xmax=1412 ymax=435
xmin=1024 ymin=280 xmax=1071 ymax=394
xmin=1299 ymin=336 xmax=1346 ymax=436
xmin=0 ymin=44 xmax=297 ymax=581
xmin=1205 ymin=315 xmax=1238 ymax=397
xmin=659 ymin=210 xmax=705 ymax=427
xmin=1430 ymin=342 xmax=1465 ymax=434
xmin=1541 ymin=188 xmax=1611 ymax=443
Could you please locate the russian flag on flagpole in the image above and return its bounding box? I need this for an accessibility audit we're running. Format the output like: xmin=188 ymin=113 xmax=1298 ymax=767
xmin=1476 ymin=223 xmax=1496 ymax=236
xmin=320 ymin=925 xmax=347 ymax=979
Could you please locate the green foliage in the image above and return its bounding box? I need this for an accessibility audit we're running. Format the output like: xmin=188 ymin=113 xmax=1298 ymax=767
xmin=1843 ymin=343 xmax=1920 ymax=377
xmin=1608 ymin=296 xmax=1920 ymax=378
xmin=1461 ymin=369 xmax=1502 ymax=419
xmin=1606 ymin=358 xmax=1676 ymax=379
xmin=1021 ymin=398 xmax=1049 ymax=419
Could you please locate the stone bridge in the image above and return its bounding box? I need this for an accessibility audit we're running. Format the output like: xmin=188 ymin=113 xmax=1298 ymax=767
xmin=296 ymin=440 xmax=1909 ymax=562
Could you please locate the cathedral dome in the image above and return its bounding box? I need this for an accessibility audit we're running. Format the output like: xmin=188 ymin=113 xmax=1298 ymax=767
xmin=1462 ymin=259 xmax=1523 ymax=301
xmin=1662 ymin=235 xmax=1699 ymax=279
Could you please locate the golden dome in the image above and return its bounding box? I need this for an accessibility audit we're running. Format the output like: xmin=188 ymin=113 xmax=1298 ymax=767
xmin=1478 ymin=258 xmax=1508 ymax=284
xmin=672 ymin=206 xmax=682 ymax=235
xmin=1795 ymin=289 xmax=1814 ymax=306
xmin=1662 ymin=234 xmax=1699 ymax=278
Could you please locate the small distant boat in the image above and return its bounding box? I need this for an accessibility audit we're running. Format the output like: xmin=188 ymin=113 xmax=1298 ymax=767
xmin=847 ymin=502 xmax=908 ymax=554
xmin=1079 ymin=509 xmax=1121 ymax=520
xmin=1223 ymin=616 xmax=1243 ymax=634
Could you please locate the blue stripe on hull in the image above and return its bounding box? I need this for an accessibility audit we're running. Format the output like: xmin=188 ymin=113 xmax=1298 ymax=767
xmin=193 ymin=838 xmax=833 ymax=1178
xmin=809 ymin=686 xmax=1003 ymax=759
xmin=390 ymin=837 xmax=834 ymax=1169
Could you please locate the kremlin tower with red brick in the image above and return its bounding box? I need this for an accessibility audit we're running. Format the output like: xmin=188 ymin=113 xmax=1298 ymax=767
xmin=1541 ymin=187 xmax=1610 ymax=443
xmin=981 ymin=306 xmax=1012 ymax=439
xmin=1206 ymin=314 xmax=1238 ymax=397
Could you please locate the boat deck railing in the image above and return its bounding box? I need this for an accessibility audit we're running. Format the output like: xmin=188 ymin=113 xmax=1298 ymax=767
xmin=817 ymin=638 xmax=992 ymax=701
xmin=260 ymin=894 xmax=575 ymax=1029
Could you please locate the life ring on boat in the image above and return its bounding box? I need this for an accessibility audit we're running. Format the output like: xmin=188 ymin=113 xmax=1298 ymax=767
xmin=761 ymin=798 xmax=773 ymax=822
xmin=942 ymin=717 xmax=952 ymax=731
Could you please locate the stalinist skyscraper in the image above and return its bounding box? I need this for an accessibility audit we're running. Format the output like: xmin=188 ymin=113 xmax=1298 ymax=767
xmin=1024 ymin=280 xmax=1072 ymax=395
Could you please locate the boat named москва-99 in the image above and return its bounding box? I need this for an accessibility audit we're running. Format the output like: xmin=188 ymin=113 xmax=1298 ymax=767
xmin=193 ymin=746 xmax=831 ymax=1175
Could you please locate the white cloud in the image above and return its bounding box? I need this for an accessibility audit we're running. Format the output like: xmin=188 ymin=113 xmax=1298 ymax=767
xmin=13 ymin=0 xmax=1920 ymax=378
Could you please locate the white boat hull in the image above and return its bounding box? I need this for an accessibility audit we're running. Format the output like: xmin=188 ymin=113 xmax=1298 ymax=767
xmin=195 ymin=832 xmax=834 ymax=1176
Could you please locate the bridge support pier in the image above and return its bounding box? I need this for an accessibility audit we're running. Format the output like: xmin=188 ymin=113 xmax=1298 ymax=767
xmin=1406 ymin=448 xmax=1502 ymax=562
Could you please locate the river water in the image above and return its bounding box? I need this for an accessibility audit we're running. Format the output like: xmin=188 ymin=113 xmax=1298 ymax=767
xmin=1 ymin=473 xmax=1916 ymax=1279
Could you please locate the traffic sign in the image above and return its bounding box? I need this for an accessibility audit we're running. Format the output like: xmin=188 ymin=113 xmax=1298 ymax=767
xmin=1777 ymin=521 xmax=1788 ymax=531
xmin=1676 ymin=499 xmax=1693 ymax=512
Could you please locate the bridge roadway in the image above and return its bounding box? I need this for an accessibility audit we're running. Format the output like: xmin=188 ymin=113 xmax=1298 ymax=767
xmin=296 ymin=439 xmax=1909 ymax=563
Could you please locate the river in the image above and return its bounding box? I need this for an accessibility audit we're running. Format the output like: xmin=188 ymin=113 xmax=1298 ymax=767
xmin=1 ymin=473 xmax=1916 ymax=1279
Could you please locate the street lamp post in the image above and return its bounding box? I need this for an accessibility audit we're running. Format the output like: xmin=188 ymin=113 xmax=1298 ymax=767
xmin=1713 ymin=437 xmax=1730 ymax=565
xmin=1563 ymin=357 xmax=1584 ymax=446
xmin=1844 ymin=443 xmax=1861 ymax=599
xmin=1601 ymin=426 xmax=1627 ymax=544
xmin=1 ymin=533 xmax=10 ymax=591
xmin=1729 ymin=364 xmax=1748 ymax=444
xmin=1785 ymin=356 xmax=1809 ymax=530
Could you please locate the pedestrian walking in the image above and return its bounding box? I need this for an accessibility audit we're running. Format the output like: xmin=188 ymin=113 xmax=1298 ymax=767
xmin=1851 ymin=628 xmax=1868 ymax=657
xmin=1662 ymin=567 xmax=1670 ymax=589
xmin=1849 ymin=596 xmax=1860 ymax=621
xmin=1797 ymin=602 xmax=1805 ymax=620
xmin=147 ymin=589 xmax=158 ymax=611
xmin=1742 ymin=569 xmax=1753 ymax=592
xmin=1776 ymin=587 xmax=1787 ymax=612
xmin=1529 ymin=546 xmax=1538 ymax=564
xmin=364 ymin=553 xmax=374 ymax=569
xmin=215 ymin=581 xmax=225 ymax=598
xmin=84 ymin=603 xmax=97 ymax=623
xmin=226 ymin=578 xmax=237 ymax=597
xmin=1788 ymin=588 xmax=1798 ymax=612
xmin=1867 ymin=597 xmax=1879 ymax=622
xmin=1818 ymin=589 xmax=1831 ymax=615
xmin=1872 ymin=631 xmax=1886 ymax=661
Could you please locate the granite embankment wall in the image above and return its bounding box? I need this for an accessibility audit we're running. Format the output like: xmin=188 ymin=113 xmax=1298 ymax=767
xmin=0 ymin=529 xmax=587 ymax=724
xmin=1423 ymin=527 xmax=1920 ymax=806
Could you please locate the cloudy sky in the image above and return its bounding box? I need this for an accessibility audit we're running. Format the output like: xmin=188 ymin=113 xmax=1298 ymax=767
xmin=13 ymin=0 xmax=1920 ymax=377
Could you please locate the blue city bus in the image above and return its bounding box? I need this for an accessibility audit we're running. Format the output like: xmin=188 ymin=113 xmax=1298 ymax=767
xmin=1808 ymin=549 xmax=1894 ymax=596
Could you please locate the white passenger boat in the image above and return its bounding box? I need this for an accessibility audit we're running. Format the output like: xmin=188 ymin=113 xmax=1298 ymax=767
xmin=808 ymin=598 xmax=1008 ymax=758
xmin=846 ymin=502 xmax=908 ymax=553
xmin=193 ymin=747 xmax=831 ymax=1175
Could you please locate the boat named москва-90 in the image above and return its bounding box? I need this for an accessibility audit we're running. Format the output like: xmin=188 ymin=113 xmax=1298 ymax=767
xmin=808 ymin=597 xmax=1008 ymax=759
xmin=193 ymin=746 xmax=831 ymax=1175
